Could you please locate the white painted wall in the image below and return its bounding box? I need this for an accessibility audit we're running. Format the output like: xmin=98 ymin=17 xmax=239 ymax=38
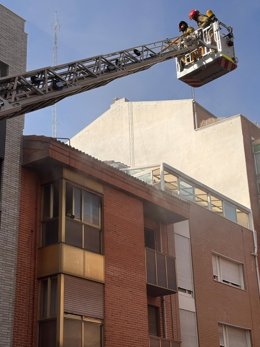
xmin=71 ymin=98 xmax=250 ymax=207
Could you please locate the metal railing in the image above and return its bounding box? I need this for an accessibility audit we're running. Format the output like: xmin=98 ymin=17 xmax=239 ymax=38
xmin=123 ymin=163 xmax=251 ymax=229
xmin=149 ymin=336 xmax=180 ymax=347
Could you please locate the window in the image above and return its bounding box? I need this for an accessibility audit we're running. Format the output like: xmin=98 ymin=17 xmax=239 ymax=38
xmin=212 ymin=254 xmax=245 ymax=289
xmin=253 ymin=143 xmax=260 ymax=176
xmin=179 ymin=310 xmax=199 ymax=347
xmin=219 ymin=324 xmax=252 ymax=347
xmin=148 ymin=305 xmax=160 ymax=337
xmin=40 ymin=276 xmax=58 ymax=319
xmin=0 ymin=61 xmax=9 ymax=77
xmin=38 ymin=276 xmax=57 ymax=347
xmin=64 ymin=314 xmax=103 ymax=347
xmin=65 ymin=183 xmax=102 ymax=253
xmin=144 ymin=227 xmax=161 ymax=251
xmin=174 ymin=233 xmax=194 ymax=294
xmin=63 ymin=276 xmax=104 ymax=347
xmin=41 ymin=182 xmax=59 ymax=246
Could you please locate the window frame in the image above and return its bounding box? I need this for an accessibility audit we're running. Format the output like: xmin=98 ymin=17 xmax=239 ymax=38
xmin=65 ymin=182 xmax=103 ymax=254
xmin=63 ymin=313 xmax=103 ymax=347
xmin=39 ymin=276 xmax=58 ymax=320
xmin=212 ymin=253 xmax=245 ymax=290
xmin=41 ymin=181 xmax=60 ymax=247
xmin=148 ymin=305 xmax=161 ymax=337
xmin=218 ymin=323 xmax=252 ymax=347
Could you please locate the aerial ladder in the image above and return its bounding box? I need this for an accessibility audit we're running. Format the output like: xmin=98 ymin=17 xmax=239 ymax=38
xmin=0 ymin=20 xmax=236 ymax=121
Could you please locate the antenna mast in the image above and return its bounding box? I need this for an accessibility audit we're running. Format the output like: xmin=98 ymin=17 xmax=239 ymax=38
xmin=52 ymin=11 xmax=60 ymax=137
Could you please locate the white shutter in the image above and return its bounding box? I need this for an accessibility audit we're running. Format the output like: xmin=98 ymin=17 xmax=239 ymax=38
xmin=175 ymin=234 xmax=193 ymax=291
xmin=227 ymin=325 xmax=250 ymax=347
xmin=212 ymin=255 xmax=218 ymax=279
xmin=220 ymin=257 xmax=243 ymax=287
xmin=179 ymin=309 xmax=198 ymax=347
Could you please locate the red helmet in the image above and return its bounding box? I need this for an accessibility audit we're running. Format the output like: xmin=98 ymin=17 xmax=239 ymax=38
xmin=189 ymin=9 xmax=199 ymax=20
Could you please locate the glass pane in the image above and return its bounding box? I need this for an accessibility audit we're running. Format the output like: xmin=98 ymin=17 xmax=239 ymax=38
xmin=42 ymin=219 xmax=58 ymax=246
xmin=167 ymin=256 xmax=177 ymax=291
xmin=194 ymin=187 xmax=208 ymax=207
xmin=157 ymin=253 xmax=167 ymax=288
xmin=43 ymin=185 xmax=51 ymax=219
xmin=84 ymin=321 xmax=101 ymax=347
xmin=180 ymin=180 xmax=194 ymax=200
xmin=84 ymin=225 xmax=101 ymax=254
xmin=64 ymin=319 xmax=82 ymax=347
xmin=210 ymin=195 xmax=223 ymax=215
xmin=40 ymin=279 xmax=48 ymax=318
xmin=254 ymin=152 xmax=260 ymax=175
xmin=66 ymin=183 xmax=73 ymax=217
xmin=146 ymin=248 xmax=156 ymax=285
xmin=65 ymin=218 xmax=82 ymax=248
xmin=145 ymin=229 xmax=156 ymax=249
xmin=83 ymin=191 xmax=101 ymax=227
xmin=148 ymin=306 xmax=160 ymax=336
xmin=163 ymin=172 xmax=178 ymax=194
xmin=50 ymin=277 xmax=57 ymax=317
xmin=38 ymin=320 xmax=56 ymax=347
xmin=237 ymin=209 xmax=249 ymax=228
xmin=223 ymin=201 xmax=237 ymax=223
xmin=74 ymin=187 xmax=82 ymax=220
xmin=53 ymin=181 xmax=59 ymax=218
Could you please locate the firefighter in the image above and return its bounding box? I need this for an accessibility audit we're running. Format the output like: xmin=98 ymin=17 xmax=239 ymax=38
xmin=206 ymin=9 xmax=218 ymax=24
xmin=177 ymin=21 xmax=195 ymax=71
xmin=178 ymin=20 xmax=194 ymax=36
xmin=189 ymin=9 xmax=210 ymax=28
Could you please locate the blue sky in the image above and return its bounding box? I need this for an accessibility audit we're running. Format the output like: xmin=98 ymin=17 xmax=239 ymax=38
xmin=1 ymin=1 xmax=260 ymax=137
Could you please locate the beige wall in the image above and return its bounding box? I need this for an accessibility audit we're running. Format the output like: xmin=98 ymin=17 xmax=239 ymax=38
xmin=71 ymin=98 xmax=252 ymax=208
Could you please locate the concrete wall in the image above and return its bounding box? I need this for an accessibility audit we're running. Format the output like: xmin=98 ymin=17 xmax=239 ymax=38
xmin=70 ymin=98 xmax=251 ymax=208
xmin=0 ymin=5 xmax=26 ymax=347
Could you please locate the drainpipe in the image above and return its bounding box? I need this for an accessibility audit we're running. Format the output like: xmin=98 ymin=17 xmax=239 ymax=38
xmin=248 ymin=212 xmax=260 ymax=296
xmin=192 ymin=94 xmax=198 ymax=130
xmin=251 ymin=223 xmax=260 ymax=297
xmin=160 ymin=296 xmax=167 ymax=339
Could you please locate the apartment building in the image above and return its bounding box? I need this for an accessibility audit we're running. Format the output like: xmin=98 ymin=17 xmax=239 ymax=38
xmin=11 ymin=135 xmax=260 ymax=347
xmin=1 ymin=4 xmax=260 ymax=347
xmin=0 ymin=5 xmax=27 ymax=347
xmin=70 ymin=97 xmax=260 ymax=250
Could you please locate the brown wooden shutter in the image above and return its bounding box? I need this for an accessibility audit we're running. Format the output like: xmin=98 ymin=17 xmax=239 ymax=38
xmin=64 ymin=275 xmax=104 ymax=319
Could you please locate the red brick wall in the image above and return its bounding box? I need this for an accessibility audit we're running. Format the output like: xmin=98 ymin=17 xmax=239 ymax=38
xmin=189 ymin=203 xmax=260 ymax=346
xmin=13 ymin=168 xmax=40 ymax=347
xmin=103 ymin=186 xmax=149 ymax=347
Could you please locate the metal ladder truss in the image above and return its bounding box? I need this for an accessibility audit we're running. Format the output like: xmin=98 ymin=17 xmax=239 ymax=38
xmin=0 ymin=35 xmax=201 ymax=120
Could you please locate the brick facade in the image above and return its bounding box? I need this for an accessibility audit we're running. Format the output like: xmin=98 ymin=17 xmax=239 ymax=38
xmin=0 ymin=5 xmax=26 ymax=347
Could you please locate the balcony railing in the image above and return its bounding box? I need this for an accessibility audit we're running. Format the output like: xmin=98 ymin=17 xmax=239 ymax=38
xmin=146 ymin=248 xmax=177 ymax=296
xmin=123 ymin=163 xmax=252 ymax=229
xmin=149 ymin=336 xmax=180 ymax=347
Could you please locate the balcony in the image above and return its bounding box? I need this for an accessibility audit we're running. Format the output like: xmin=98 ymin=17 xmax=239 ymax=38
xmin=149 ymin=336 xmax=180 ymax=347
xmin=146 ymin=248 xmax=177 ymax=296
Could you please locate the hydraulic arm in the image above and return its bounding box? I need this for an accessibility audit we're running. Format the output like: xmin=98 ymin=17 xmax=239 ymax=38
xmin=0 ymin=35 xmax=200 ymax=120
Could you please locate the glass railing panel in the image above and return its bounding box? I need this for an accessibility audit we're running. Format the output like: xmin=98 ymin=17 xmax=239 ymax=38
xmin=163 ymin=171 xmax=179 ymax=195
xmin=166 ymin=256 xmax=177 ymax=291
xmin=236 ymin=209 xmax=249 ymax=228
xmin=210 ymin=195 xmax=223 ymax=215
xmin=157 ymin=253 xmax=167 ymax=288
xmin=179 ymin=180 xmax=194 ymax=201
xmin=223 ymin=200 xmax=237 ymax=223
xmin=194 ymin=187 xmax=209 ymax=208
xmin=146 ymin=248 xmax=157 ymax=285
